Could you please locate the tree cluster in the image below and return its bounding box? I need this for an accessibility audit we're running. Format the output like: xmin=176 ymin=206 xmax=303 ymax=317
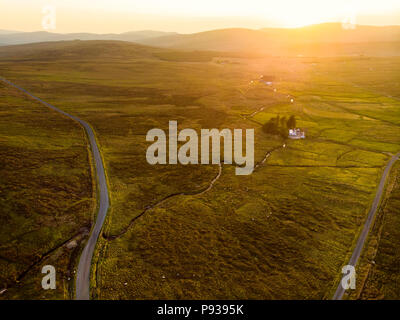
xmin=262 ymin=115 xmax=296 ymax=138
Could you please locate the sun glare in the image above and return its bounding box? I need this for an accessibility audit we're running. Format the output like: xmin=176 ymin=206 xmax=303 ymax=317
xmin=255 ymin=1 xmax=358 ymax=28
xmin=1 ymin=0 xmax=400 ymax=33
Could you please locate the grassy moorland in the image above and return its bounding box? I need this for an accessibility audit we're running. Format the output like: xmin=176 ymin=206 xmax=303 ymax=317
xmin=0 ymin=40 xmax=399 ymax=299
xmin=0 ymin=82 xmax=95 ymax=299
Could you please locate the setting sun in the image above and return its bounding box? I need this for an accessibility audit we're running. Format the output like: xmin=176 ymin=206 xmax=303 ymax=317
xmin=1 ymin=0 xmax=400 ymax=33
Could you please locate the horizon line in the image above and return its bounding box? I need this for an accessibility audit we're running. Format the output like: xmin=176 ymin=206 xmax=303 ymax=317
xmin=2 ymin=21 xmax=400 ymax=36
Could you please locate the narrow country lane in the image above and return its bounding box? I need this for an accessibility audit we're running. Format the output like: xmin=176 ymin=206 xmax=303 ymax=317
xmin=0 ymin=77 xmax=109 ymax=300
xmin=333 ymin=152 xmax=400 ymax=300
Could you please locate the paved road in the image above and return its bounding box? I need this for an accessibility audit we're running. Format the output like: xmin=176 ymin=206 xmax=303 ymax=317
xmin=0 ymin=77 xmax=109 ymax=300
xmin=333 ymin=152 xmax=400 ymax=300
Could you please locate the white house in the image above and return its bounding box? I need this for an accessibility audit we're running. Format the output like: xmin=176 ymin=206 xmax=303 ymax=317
xmin=259 ymin=75 xmax=274 ymax=86
xmin=288 ymin=128 xmax=305 ymax=139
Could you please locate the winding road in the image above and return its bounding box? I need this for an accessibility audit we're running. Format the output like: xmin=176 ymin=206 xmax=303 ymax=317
xmin=333 ymin=152 xmax=400 ymax=300
xmin=0 ymin=77 xmax=109 ymax=300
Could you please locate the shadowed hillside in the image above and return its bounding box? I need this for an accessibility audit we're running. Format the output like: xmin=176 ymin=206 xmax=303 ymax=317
xmin=0 ymin=40 xmax=168 ymax=61
xmin=0 ymin=40 xmax=253 ymax=64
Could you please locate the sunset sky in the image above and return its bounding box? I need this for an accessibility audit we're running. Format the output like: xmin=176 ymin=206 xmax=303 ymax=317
xmin=1 ymin=0 xmax=400 ymax=33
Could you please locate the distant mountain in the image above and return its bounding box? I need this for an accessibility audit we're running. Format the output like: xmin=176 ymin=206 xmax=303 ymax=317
xmin=0 ymin=30 xmax=20 ymax=35
xmin=135 ymin=23 xmax=400 ymax=56
xmin=1 ymin=24 xmax=399 ymax=56
xmin=121 ymin=30 xmax=177 ymax=39
xmin=0 ymin=30 xmax=177 ymax=46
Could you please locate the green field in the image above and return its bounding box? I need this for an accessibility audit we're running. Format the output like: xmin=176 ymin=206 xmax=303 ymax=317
xmin=0 ymin=40 xmax=399 ymax=299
